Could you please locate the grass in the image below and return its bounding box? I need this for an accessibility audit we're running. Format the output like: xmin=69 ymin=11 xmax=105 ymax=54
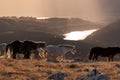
xmin=0 ymin=59 xmax=119 ymax=80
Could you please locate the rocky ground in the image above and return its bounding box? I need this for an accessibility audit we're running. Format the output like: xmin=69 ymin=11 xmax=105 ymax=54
xmin=0 ymin=59 xmax=120 ymax=80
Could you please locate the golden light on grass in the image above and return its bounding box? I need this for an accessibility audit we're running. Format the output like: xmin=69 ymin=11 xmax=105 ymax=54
xmin=0 ymin=59 xmax=120 ymax=79
xmin=64 ymin=29 xmax=98 ymax=41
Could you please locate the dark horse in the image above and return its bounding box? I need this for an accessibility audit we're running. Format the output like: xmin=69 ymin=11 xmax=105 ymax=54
xmin=89 ymin=47 xmax=120 ymax=61
xmin=6 ymin=40 xmax=47 ymax=59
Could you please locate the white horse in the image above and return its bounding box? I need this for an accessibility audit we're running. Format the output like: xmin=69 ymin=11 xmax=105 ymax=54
xmin=46 ymin=44 xmax=76 ymax=62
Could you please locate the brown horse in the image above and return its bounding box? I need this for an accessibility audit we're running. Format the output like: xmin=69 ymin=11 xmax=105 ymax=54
xmin=89 ymin=47 xmax=120 ymax=61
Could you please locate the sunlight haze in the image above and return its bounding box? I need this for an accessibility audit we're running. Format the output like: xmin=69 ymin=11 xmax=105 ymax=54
xmin=0 ymin=0 xmax=120 ymax=22
xmin=0 ymin=0 xmax=105 ymax=22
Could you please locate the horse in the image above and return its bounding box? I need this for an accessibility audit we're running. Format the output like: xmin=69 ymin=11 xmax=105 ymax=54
xmin=89 ymin=47 xmax=120 ymax=61
xmin=46 ymin=44 xmax=76 ymax=62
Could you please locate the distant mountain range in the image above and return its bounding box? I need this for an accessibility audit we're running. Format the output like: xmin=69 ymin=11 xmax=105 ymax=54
xmin=0 ymin=17 xmax=101 ymax=42
xmin=0 ymin=17 xmax=101 ymax=33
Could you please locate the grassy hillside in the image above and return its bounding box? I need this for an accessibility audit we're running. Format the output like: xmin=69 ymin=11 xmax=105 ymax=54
xmin=0 ymin=59 xmax=119 ymax=80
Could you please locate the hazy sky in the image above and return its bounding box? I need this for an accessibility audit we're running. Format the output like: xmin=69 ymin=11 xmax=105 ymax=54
xmin=0 ymin=0 xmax=120 ymax=22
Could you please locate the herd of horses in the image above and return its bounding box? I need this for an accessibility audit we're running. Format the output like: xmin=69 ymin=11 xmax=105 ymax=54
xmin=0 ymin=40 xmax=76 ymax=61
xmin=0 ymin=40 xmax=120 ymax=62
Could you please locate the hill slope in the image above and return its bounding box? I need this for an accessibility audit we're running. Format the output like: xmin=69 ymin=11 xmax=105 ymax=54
xmin=85 ymin=20 xmax=120 ymax=46
xmin=0 ymin=59 xmax=119 ymax=80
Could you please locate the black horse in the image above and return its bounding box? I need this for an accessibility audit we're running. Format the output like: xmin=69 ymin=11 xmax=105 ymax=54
xmin=89 ymin=47 xmax=120 ymax=61
xmin=6 ymin=40 xmax=47 ymax=59
xmin=6 ymin=40 xmax=24 ymax=59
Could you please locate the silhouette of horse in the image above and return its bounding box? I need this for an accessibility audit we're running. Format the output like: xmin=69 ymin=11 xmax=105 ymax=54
xmin=89 ymin=47 xmax=120 ymax=61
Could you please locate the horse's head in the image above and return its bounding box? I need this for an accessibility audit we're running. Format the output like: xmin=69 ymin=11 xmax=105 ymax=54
xmin=37 ymin=48 xmax=48 ymax=59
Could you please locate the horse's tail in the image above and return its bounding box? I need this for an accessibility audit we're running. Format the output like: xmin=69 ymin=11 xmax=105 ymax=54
xmin=6 ymin=44 xmax=9 ymax=53
xmin=89 ymin=48 xmax=94 ymax=60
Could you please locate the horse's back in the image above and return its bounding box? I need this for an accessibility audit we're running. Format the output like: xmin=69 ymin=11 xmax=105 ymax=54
xmin=46 ymin=45 xmax=63 ymax=57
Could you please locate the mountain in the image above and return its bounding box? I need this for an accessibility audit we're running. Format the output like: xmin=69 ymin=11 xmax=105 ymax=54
xmin=0 ymin=17 xmax=101 ymax=35
xmin=85 ymin=20 xmax=120 ymax=46
xmin=0 ymin=17 xmax=101 ymax=42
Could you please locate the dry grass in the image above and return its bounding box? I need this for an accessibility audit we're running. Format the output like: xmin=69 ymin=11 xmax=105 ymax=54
xmin=0 ymin=59 xmax=119 ymax=80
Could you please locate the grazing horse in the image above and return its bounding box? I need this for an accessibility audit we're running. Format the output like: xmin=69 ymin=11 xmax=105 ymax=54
xmin=89 ymin=47 xmax=120 ymax=61
xmin=46 ymin=44 xmax=76 ymax=62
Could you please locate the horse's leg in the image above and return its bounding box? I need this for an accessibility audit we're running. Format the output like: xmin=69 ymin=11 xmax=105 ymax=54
xmin=96 ymin=56 xmax=98 ymax=61
xmin=108 ymin=55 xmax=114 ymax=62
xmin=24 ymin=53 xmax=29 ymax=59
xmin=13 ymin=52 xmax=16 ymax=59
xmin=111 ymin=55 xmax=114 ymax=61
xmin=95 ymin=55 xmax=98 ymax=61
xmin=92 ymin=53 xmax=95 ymax=60
xmin=89 ymin=49 xmax=94 ymax=61
xmin=106 ymin=57 xmax=109 ymax=62
xmin=91 ymin=54 xmax=94 ymax=61
xmin=109 ymin=57 xmax=111 ymax=62
xmin=44 ymin=51 xmax=48 ymax=58
xmin=6 ymin=48 xmax=12 ymax=59
xmin=3 ymin=50 xmax=7 ymax=58
xmin=111 ymin=57 xmax=113 ymax=61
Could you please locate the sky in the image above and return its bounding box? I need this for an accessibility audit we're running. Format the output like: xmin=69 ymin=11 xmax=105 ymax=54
xmin=0 ymin=0 xmax=120 ymax=22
